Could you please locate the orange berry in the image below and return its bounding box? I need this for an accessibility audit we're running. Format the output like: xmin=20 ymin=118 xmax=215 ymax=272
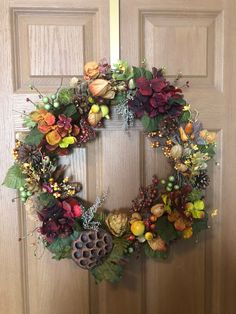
xmin=150 ymin=224 xmax=156 ymax=231
xmin=149 ymin=215 xmax=157 ymax=222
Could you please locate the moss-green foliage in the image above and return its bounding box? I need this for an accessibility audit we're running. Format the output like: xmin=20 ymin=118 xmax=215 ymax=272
xmin=91 ymin=238 xmax=130 ymax=283
xmin=58 ymin=88 xmax=74 ymax=105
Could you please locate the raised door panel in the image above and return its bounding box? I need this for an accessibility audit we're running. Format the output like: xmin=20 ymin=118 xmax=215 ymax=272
xmin=12 ymin=6 xmax=109 ymax=92
xmin=121 ymin=1 xmax=225 ymax=314
xmin=1 ymin=1 xmax=110 ymax=314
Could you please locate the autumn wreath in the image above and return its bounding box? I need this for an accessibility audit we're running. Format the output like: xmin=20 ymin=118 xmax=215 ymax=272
xmin=3 ymin=59 xmax=216 ymax=283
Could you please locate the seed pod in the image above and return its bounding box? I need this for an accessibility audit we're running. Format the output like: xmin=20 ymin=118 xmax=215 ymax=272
xmin=179 ymin=127 xmax=188 ymax=142
xmin=175 ymin=162 xmax=188 ymax=173
xmin=72 ymin=229 xmax=113 ymax=270
xmin=170 ymin=144 xmax=183 ymax=160
xmin=184 ymin=122 xmax=193 ymax=134
xmin=151 ymin=204 xmax=165 ymax=217
xmin=88 ymin=111 xmax=103 ymax=127
xmin=129 ymin=212 xmax=142 ymax=225
xmin=148 ymin=236 xmax=167 ymax=251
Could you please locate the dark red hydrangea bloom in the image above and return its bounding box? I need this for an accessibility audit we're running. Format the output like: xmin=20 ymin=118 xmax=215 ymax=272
xmin=62 ymin=198 xmax=83 ymax=218
xmin=128 ymin=75 xmax=184 ymax=118
xmin=38 ymin=203 xmax=75 ymax=243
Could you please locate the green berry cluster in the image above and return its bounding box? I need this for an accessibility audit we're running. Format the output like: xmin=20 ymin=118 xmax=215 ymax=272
xmin=160 ymin=176 xmax=179 ymax=192
xmin=19 ymin=186 xmax=32 ymax=203
xmin=42 ymin=94 xmax=60 ymax=110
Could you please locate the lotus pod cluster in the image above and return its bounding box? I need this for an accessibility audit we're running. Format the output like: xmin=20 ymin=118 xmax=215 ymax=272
xmin=72 ymin=229 xmax=113 ymax=270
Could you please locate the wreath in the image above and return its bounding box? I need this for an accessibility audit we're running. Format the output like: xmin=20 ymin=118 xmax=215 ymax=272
xmin=3 ymin=59 xmax=217 ymax=283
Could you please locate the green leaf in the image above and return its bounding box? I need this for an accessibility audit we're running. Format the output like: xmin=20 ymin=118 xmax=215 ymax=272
xmin=192 ymin=214 xmax=208 ymax=234
xmin=23 ymin=116 xmax=37 ymax=129
xmin=141 ymin=114 xmax=163 ymax=132
xmin=47 ymin=231 xmax=79 ymax=260
xmin=132 ymin=66 xmax=146 ymax=80
xmin=144 ymin=242 xmax=169 ymax=259
xmin=91 ymin=238 xmax=130 ymax=284
xmin=179 ymin=110 xmax=191 ymax=123
xmin=145 ymin=70 xmax=153 ymax=80
xmin=156 ymin=216 xmax=178 ymax=244
xmin=24 ymin=127 xmax=44 ymax=146
xmin=38 ymin=192 xmax=56 ymax=207
xmin=94 ymin=211 xmax=107 ymax=228
xmin=199 ymin=144 xmax=216 ymax=158
xmin=63 ymin=104 xmax=77 ymax=117
xmin=2 ymin=164 xmax=26 ymax=189
xmin=168 ymin=97 xmax=186 ymax=106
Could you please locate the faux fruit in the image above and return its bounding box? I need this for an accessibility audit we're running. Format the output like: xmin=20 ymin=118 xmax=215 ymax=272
xmin=130 ymin=220 xmax=145 ymax=236
xmin=129 ymin=212 xmax=142 ymax=224
xmin=151 ymin=204 xmax=164 ymax=218
xmin=145 ymin=232 xmax=153 ymax=241
xmin=148 ymin=236 xmax=167 ymax=251
xmin=149 ymin=215 xmax=157 ymax=222
xmin=100 ymin=105 xmax=110 ymax=119
xmin=91 ymin=104 xmax=100 ymax=113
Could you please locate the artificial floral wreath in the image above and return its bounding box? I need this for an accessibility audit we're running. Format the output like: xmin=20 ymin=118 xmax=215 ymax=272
xmin=3 ymin=59 xmax=217 ymax=283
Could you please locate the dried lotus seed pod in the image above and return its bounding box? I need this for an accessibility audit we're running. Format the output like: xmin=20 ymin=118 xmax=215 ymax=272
xmin=72 ymin=229 xmax=113 ymax=270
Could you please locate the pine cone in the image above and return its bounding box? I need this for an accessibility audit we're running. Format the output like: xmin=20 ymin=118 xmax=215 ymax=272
xmin=73 ymin=95 xmax=91 ymax=115
xmin=16 ymin=143 xmax=42 ymax=165
xmin=72 ymin=229 xmax=113 ymax=270
xmin=194 ymin=171 xmax=210 ymax=190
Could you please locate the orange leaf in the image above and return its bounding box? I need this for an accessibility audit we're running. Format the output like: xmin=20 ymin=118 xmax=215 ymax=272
xmin=46 ymin=130 xmax=61 ymax=145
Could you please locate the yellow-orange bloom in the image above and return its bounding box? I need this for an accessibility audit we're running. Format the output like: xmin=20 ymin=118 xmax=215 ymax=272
xmin=84 ymin=61 xmax=99 ymax=80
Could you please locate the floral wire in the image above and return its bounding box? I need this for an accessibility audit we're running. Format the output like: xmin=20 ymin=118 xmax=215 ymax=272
xmin=55 ymin=77 xmax=64 ymax=95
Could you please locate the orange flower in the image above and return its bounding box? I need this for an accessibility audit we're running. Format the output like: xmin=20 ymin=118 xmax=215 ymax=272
xmin=84 ymin=61 xmax=99 ymax=80
xmin=30 ymin=109 xmax=56 ymax=134
xmin=88 ymin=79 xmax=115 ymax=99
xmin=46 ymin=127 xmax=62 ymax=146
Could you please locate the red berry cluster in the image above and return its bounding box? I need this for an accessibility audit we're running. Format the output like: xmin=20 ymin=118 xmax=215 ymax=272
xmin=130 ymin=176 xmax=160 ymax=214
xmin=78 ymin=119 xmax=96 ymax=144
